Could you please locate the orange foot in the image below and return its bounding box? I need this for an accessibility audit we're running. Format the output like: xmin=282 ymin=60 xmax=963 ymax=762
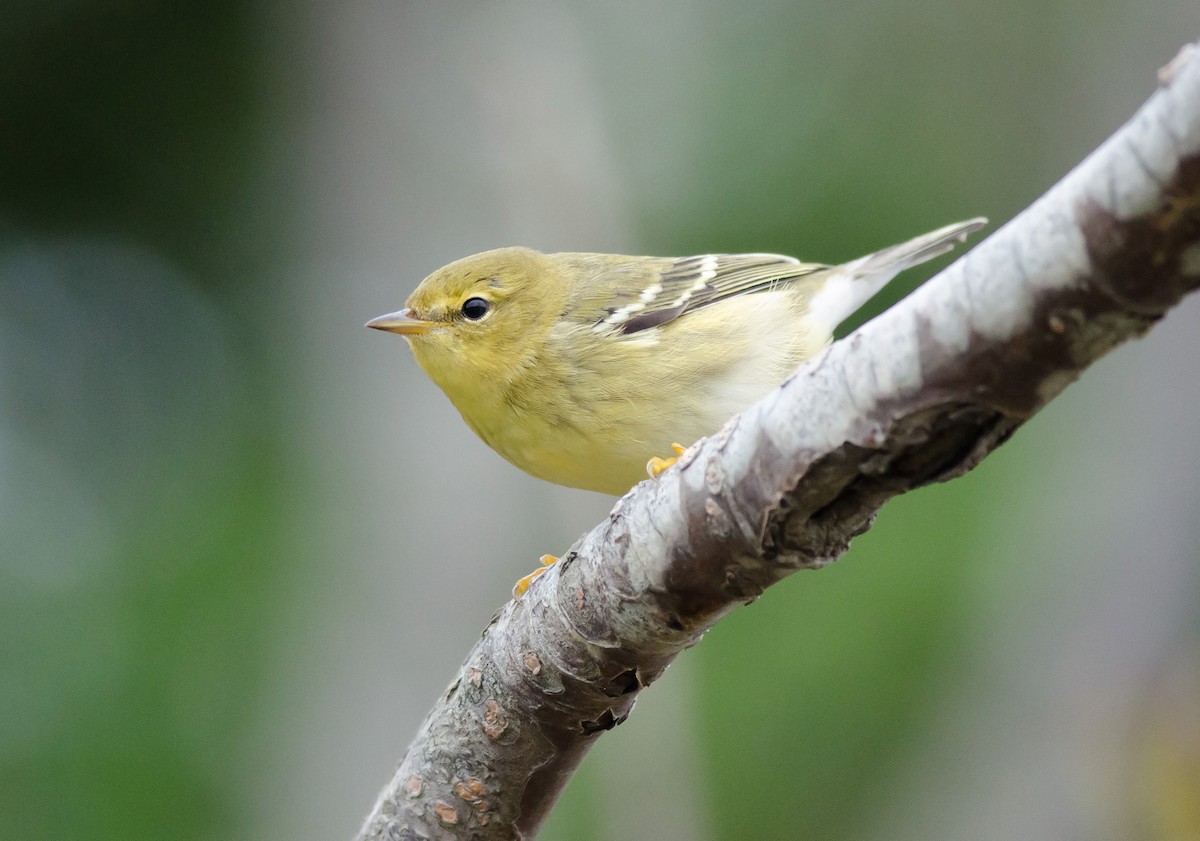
xmin=512 ymin=554 xmax=559 ymax=598
xmin=646 ymin=443 xmax=687 ymax=480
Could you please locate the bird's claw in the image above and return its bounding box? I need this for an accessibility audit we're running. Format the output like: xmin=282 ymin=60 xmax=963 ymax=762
xmin=512 ymin=553 xmax=559 ymax=597
xmin=646 ymin=443 xmax=687 ymax=480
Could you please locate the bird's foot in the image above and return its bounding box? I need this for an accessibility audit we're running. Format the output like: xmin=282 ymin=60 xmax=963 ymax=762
xmin=646 ymin=443 xmax=687 ymax=480
xmin=512 ymin=554 xmax=559 ymax=597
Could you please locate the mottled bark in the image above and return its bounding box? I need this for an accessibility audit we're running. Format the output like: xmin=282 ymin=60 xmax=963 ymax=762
xmin=357 ymin=41 xmax=1200 ymax=841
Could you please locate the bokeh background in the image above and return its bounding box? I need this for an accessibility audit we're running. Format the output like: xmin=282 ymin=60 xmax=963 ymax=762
xmin=3 ymin=2 xmax=1199 ymax=839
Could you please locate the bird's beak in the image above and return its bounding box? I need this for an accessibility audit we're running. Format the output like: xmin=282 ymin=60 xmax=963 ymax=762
xmin=365 ymin=308 xmax=442 ymax=335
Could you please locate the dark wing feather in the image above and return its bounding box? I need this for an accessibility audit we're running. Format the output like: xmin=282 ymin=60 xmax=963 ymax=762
xmin=596 ymin=253 xmax=829 ymax=335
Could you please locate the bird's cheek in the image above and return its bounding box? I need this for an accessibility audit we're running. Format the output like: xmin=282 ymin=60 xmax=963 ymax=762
xmin=411 ymin=334 xmax=469 ymax=379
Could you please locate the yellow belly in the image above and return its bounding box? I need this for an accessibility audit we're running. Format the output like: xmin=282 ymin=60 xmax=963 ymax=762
xmin=482 ymin=407 xmax=717 ymax=495
xmin=427 ymin=291 xmax=830 ymax=494
xmin=457 ymin=292 xmax=827 ymax=495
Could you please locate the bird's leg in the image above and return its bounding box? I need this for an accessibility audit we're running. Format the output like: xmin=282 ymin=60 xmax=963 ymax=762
xmin=646 ymin=443 xmax=687 ymax=480
xmin=512 ymin=553 xmax=560 ymax=597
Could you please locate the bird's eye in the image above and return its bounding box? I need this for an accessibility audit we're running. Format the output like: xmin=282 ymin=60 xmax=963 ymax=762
xmin=461 ymin=297 xmax=490 ymax=320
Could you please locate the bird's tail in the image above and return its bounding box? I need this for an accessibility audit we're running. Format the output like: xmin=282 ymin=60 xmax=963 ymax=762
xmin=806 ymin=217 xmax=987 ymax=336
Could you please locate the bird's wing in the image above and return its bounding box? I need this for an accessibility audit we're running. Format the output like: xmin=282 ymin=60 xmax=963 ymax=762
xmin=585 ymin=253 xmax=830 ymax=335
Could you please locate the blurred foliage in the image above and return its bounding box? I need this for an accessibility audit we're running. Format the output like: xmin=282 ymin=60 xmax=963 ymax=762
xmin=0 ymin=1 xmax=259 ymax=278
xmin=0 ymin=4 xmax=286 ymax=841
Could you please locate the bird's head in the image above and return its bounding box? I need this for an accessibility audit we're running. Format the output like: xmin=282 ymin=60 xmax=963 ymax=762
xmin=367 ymin=246 xmax=564 ymax=397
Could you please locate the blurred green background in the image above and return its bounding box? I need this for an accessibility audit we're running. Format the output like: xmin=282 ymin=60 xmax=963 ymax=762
xmin=2 ymin=2 xmax=1198 ymax=840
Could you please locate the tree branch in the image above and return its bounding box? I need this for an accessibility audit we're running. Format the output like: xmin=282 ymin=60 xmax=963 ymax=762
xmin=357 ymin=40 xmax=1200 ymax=841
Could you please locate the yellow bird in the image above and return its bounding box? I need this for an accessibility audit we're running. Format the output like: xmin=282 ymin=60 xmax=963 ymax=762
xmin=369 ymin=219 xmax=985 ymax=497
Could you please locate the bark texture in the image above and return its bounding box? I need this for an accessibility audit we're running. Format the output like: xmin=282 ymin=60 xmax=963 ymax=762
xmin=357 ymin=41 xmax=1200 ymax=841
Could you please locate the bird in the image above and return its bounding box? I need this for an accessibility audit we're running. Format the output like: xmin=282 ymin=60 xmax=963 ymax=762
xmin=367 ymin=218 xmax=986 ymax=499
